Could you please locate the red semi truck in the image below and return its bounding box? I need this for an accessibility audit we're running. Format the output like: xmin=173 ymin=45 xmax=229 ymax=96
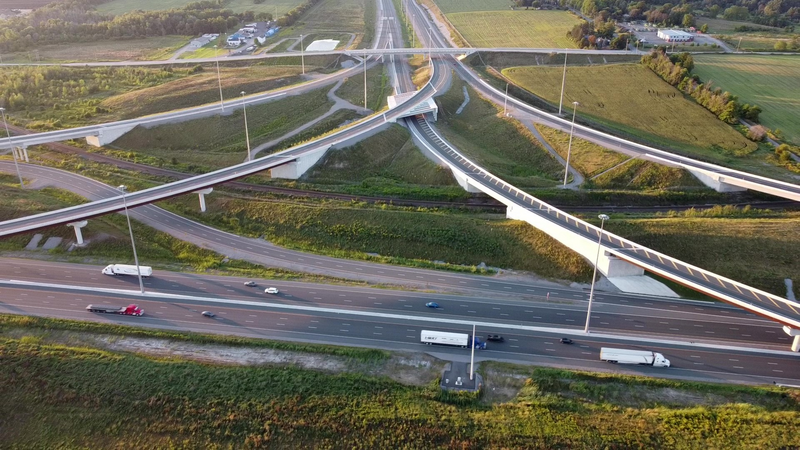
xmin=86 ymin=304 xmax=144 ymax=316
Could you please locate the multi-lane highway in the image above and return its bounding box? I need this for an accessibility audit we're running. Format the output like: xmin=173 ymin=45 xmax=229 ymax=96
xmin=2 ymin=259 xmax=798 ymax=384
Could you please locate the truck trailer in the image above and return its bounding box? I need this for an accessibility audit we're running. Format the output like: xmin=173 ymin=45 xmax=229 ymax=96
xmin=420 ymin=330 xmax=486 ymax=349
xmin=102 ymin=264 xmax=152 ymax=277
xmin=599 ymin=347 xmax=670 ymax=367
xmin=86 ymin=304 xmax=144 ymax=316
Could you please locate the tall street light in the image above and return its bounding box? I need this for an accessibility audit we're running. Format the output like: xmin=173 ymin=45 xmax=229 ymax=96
xmin=300 ymin=34 xmax=305 ymax=74
xmin=0 ymin=107 xmax=24 ymax=189
xmin=240 ymin=91 xmax=251 ymax=162
xmin=214 ymin=45 xmax=224 ymax=112
xmin=584 ymin=213 xmax=610 ymax=334
xmin=558 ymin=49 xmax=568 ymax=115
xmin=363 ymin=56 xmax=368 ymax=109
xmin=118 ymin=185 xmax=145 ymax=294
xmin=562 ymin=101 xmax=579 ymax=187
xmin=503 ymin=82 xmax=509 ymax=116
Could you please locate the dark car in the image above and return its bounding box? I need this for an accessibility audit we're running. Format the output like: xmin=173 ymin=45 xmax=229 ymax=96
xmin=560 ymin=337 xmax=574 ymax=344
xmin=486 ymin=334 xmax=505 ymax=342
xmin=243 ymin=281 xmax=257 ymax=287
xmin=201 ymin=311 xmax=216 ymax=318
xmin=425 ymin=302 xmax=440 ymax=309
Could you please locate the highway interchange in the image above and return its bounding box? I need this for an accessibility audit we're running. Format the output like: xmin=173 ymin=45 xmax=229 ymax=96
xmin=0 ymin=0 xmax=799 ymax=384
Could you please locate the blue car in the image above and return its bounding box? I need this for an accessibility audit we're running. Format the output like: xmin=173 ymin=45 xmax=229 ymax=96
xmin=425 ymin=302 xmax=440 ymax=309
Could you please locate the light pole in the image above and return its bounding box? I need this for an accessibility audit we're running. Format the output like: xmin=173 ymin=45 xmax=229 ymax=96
xmin=118 ymin=185 xmax=145 ymax=294
xmin=503 ymin=82 xmax=509 ymax=116
xmin=584 ymin=213 xmax=610 ymax=334
xmin=411 ymin=14 xmax=415 ymax=47
xmin=0 ymin=107 xmax=23 ymax=189
xmin=363 ymin=56 xmax=368 ymax=109
xmin=214 ymin=45 xmax=224 ymax=112
xmin=736 ymin=36 xmax=742 ymax=52
xmin=470 ymin=323 xmax=476 ymax=381
xmin=558 ymin=49 xmax=568 ymax=115
xmin=562 ymin=101 xmax=579 ymax=187
xmin=427 ymin=26 xmax=432 ymax=61
xmin=300 ymin=34 xmax=305 ymax=74
xmin=240 ymin=91 xmax=251 ymax=161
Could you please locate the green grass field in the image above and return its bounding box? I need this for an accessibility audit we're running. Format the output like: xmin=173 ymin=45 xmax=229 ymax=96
xmin=435 ymin=77 xmax=565 ymax=190
xmin=96 ymin=0 xmax=303 ymax=16
xmin=334 ymin=65 xmax=390 ymax=111
xmin=304 ymin=124 xmax=460 ymax=191
xmin=2 ymin=324 xmax=799 ymax=448
xmin=592 ymin=159 xmax=706 ymax=190
xmin=699 ymin=17 xmax=784 ymax=33
xmin=433 ymin=0 xmax=512 ymax=13
xmin=533 ymin=124 xmax=629 ymax=178
xmin=693 ymin=55 xmax=800 ymax=145
xmin=112 ymin=87 xmax=334 ymax=170
xmin=503 ymin=64 xmax=759 ymax=161
xmin=0 ymin=36 xmax=189 ymax=63
xmin=447 ymin=10 xmax=581 ymax=48
xmin=280 ymin=0 xmax=370 ymax=47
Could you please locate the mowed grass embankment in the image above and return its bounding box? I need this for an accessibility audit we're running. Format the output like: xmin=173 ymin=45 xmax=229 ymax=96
xmin=334 ymin=65 xmax=390 ymax=111
xmin=96 ymin=0 xmax=303 ymax=16
xmin=693 ymin=55 xmax=800 ymax=145
xmin=112 ymin=87 xmax=334 ymax=170
xmin=2 ymin=327 xmax=799 ymax=448
xmin=503 ymin=64 xmax=757 ymax=161
xmin=448 ymin=10 xmax=580 ymax=48
xmin=0 ymin=36 xmax=189 ymax=63
xmin=432 ymin=0 xmax=511 ymax=13
xmin=435 ymin=76 xmax=565 ymax=190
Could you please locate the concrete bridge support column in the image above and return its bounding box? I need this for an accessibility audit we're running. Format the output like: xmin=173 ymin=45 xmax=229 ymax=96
xmin=784 ymin=326 xmax=800 ymax=352
xmin=14 ymin=146 xmax=28 ymax=162
xmin=193 ymin=188 xmax=213 ymax=212
xmin=85 ymin=124 xmax=136 ymax=147
xmin=451 ymin=170 xmax=482 ymax=193
xmin=67 ymin=220 xmax=88 ymax=246
xmin=270 ymin=145 xmax=331 ymax=180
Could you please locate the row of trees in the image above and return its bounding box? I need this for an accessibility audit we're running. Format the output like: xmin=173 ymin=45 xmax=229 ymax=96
xmin=0 ymin=1 xmax=248 ymax=52
xmin=565 ymin=0 xmax=798 ymax=28
xmin=642 ymin=50 xmax=761 ymax=125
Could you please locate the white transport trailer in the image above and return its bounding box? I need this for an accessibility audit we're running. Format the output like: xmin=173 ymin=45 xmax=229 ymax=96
xmin=420 ymin=330 xmax=486 ymax=349
xmin=102 ymin=264 xmax=152 ymax=277
xmin=599 ymin=347 xmax=670 ymax=367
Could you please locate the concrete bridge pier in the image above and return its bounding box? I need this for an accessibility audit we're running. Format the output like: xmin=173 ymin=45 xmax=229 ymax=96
xmin=452 ymin=170 xmax=482 ymax=193
xmin=193 ymin=188 xmax=213 ymax=212
xmin=13 ymin=145 xmax=28 ymax=162
xmin=784 ymin=326 xmax=800 ymax=352
xmin=67 ymin=220 xmax=88 ymax=246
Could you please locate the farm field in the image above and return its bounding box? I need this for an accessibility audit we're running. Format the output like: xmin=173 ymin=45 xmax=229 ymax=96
xmin=447 ymin=10 xmax=581 ymax=48
xmin=96 ymin=0 xmax=303 ymax=16
xmin=280 ymin=0 xmax=371 ymax=47
xmin=2 ymin=318 xmax=799 ymax=448
xmin=693 ymin=55 xmax=800 ymax=145
xmin=699 ymin=17 xmax=784 ymax=33
xmin=433 ymin=0 xmax=512 ymax=13
xmin=503 ymin=64 xmax=762 ymax=167
xmin=0 ymin=36 xmax=189 ymax=63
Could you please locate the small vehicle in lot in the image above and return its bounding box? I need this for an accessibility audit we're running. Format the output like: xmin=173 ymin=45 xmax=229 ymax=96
xmin=201 ymin=311 xmax=216 ymax=318
xmin=264 ymin=287 xmax=279 ymax=294
xmin=243 ymin=281 xmax=257 ymax=287
xmin=486 ymin=334 xmax=505 ymax=342
xmin=425 ymin=302 xmax=440 ymax=308
xmin=560 ymin=338 xmax=574 ymax=344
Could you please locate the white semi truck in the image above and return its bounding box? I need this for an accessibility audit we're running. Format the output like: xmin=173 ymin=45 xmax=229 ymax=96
xmin=102 ymin=264 xmax=152 ymax=277
xmin=420 ymin=330 xmax=486 ymax=349
xmin=599 ymin=347 xmax=671 ymax=367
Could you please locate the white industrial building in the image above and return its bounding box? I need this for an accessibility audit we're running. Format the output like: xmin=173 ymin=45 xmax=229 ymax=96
xmin=657 ymin=29 xmax=694 ymax=42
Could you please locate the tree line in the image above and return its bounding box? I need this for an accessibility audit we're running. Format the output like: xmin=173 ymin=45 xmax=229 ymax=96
xmin=641 ymin=50 xmax=761 ymax=126
xmin=0 ymin=1 xmax=247 ymax=52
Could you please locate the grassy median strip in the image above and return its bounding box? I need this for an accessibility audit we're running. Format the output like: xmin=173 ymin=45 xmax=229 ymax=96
xmin=0 ymin=328 xmax=797 ymax=448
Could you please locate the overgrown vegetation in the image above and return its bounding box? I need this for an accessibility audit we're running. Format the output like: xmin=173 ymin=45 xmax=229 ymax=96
xmin=1 ymin=329 xmax=798 ymax=448
xmin=335 ymin=65 xmax=390 ymax=111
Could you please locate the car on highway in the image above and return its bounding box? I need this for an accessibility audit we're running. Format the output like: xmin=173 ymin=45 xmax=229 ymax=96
xmin=486 ymin=334 xmax=505 ymax=342
xmin=201 ymin=311 xmax=215 ymax=318
xmin=560 ymin=338 xmax=574 ymax=344
xmin=425 ymin=302 xmax=440 ymax=309
xmin=264 ymin=287 xmax=279 ymax=294
xmin=243 ymin=281 xmax=257 ymax=287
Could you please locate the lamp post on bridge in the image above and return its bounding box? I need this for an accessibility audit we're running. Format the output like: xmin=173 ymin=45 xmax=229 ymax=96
xmin=240 ymin=91 xmax=251 ymax=162
xmin=585 ymin=213 xmax=610 ymax=334
xmin=562 ymin=101 xmax=579 ymax=187
xmin=118 ymin=185 xmax=145 ymax=295
xmin=300 ymin=34 xmax=305 ymax=74
xmin=0 ymin=107 xmax=23 ymax=189
xmin=214 ymin=45 xmax=224 ymax=112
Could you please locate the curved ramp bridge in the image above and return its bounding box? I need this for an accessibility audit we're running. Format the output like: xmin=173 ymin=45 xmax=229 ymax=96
xmin=408 ymin=116 xmax=800 ymax=352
